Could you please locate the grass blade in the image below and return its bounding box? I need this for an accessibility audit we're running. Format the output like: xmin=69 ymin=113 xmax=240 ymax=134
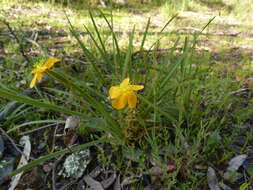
xmin=89 ymin=10 xmax=108 ymax=60
xmin=9 ymin=138 xmax=108 ymax=177
xmin=96 ymin=9 xmax=120 ymax=58
xmin=83 ymin=24 xmax=111 ymax=66
xmin=122 ymin=26 xmax=135 ymax=79
xmin=64 ymin=12 xmax=105 ymax=84
xmin=139 ymin=95 xmax=177 ymax=123
xmin=0 ymin=88 xmax=84 ymax=118
xmin=140 ymin=17 xmax=151 ymax=53
xmin=149 ymin=14 xmax=177 ymax=50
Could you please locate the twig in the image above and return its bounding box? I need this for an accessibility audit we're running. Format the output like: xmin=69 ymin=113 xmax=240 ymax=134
xmin=52 ymin=154 xmax=65 ymax=190
xmin=18 ymin=122 xmax=60 ymax=136
xmin=25 ymin=37 xmax=47 ymax=56
xmin=58 ymin=179 xmax=77 ymax=190
xmin=49 ymin=123 xmax=59 ymax=190
xmin=64 ymin=56 xmax=87 ymax=65
xmin=229 ymin=88 xmax=249 ymax=96
xmin=51 ymin=123 xmax=59 ymax=153
xmin=1 ymin=20 xmax=30 ymax=64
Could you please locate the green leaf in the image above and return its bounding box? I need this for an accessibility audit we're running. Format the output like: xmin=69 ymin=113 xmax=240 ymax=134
xmin=240 ymin=183 xmax=250 ymax=190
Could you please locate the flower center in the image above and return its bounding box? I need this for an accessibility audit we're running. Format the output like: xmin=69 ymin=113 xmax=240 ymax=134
xmin=120 ymin=86 xmax=131 ymax=93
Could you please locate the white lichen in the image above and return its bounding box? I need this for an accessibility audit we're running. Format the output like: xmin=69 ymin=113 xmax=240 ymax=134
xmin=60 ymin=149 xmax=91 ymax=179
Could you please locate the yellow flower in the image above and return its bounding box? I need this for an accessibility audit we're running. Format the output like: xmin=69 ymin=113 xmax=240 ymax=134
xmin=109 ymin=78 xmax=144 ymax=110
xmin=29 ymin=57 xmax=59 ymax=88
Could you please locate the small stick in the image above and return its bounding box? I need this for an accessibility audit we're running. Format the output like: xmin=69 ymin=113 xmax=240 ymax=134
xmin=18 ymin=123 xmax=61 ymax=136
xmin=25 ymin=37 xmax=47 ymax=56
xmin=58 ymin=179 xmax=77 ymax=190
xmin=51 ymin=123 xmax=59 ymax=153
xmin=229 ymin=88 xmax=249 ymax=96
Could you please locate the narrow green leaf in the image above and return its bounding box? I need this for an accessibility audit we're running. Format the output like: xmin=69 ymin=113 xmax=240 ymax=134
xmin=9 ymin=138 xmax=108 ymax=177
xmin=122 ymin=26 xmax=135 ymax=79
xmin=160 ymin=54 xmax=185 ymax=89
xmin=240 ymin=183 xmax=250 ymax=190
xmin=192 ymin=17 xmax=215 ymax=48
xmin=89 ymin=10 xmax=108 ymax=59
xmin=0 ymin=88 xmax=84 ymax=118
xmin=83 ymin=24 xmax=111 ymax=65
xmin=139 ymin=95 xmax=177 ymax=123
xmin=149 ymin=14 xmax=177 ymax=51
xmin=96 ymin=9 xmax=120 ymax=58
xmin=140 ymin=17 xmax=151 ymax=53
xmin=64 ymin=12 xmax=105 ymax=84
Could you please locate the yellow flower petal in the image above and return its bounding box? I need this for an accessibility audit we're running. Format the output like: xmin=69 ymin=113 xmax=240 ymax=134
xmin=120 ymin=78 xmax=130 ymax=87
xmin=44 ymin=57 xmax=59 ymax=69
xmin=127 ymin=92 xmax=137 ymax=108
xmin=112 ymin=94 xmax=128 ymax=110
xmin=30 ymin=74 xmax=38 ymax=88
xmin=31 ymin=66 xmax=45 ymax=74
xmin=109 ymin=86 xmax=121 ymax=99
xmin=30 ymin=57 xmax=58 ymax=88
xmin=130 ymin=85 xmax=144 ymax=91
xmin=37 ymin=73 xmax=43 ymax=82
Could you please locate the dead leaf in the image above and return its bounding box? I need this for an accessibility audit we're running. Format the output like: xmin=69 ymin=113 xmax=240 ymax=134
xmin=207 ymin=167 xmax=221 ymax=190
xmin=84 ymin=175 xmax=103 ymax=190
xmin=219 ymin=183 xmax=233 ymax=190
xmin=121 ymin=176 xmax=138 ymax=187
xmin=113 ymin=175 xmax=121 ymax=190
xmin=223 ymin=154 xmax=247 ymax=180
xmin=9 ymin=136 xmax=31 ymax=190
xmin=89 ymin=166 xmax=103 ymax=178
xmin=236 ymin=76 xmax=253 ymax=87
xmin=150 ymin=163 xmax=176 ymax=176
xmin=101 ymin=172 xmax=117 ymax=188
xmin=64 ymin=116 xmax=80 ymax=146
